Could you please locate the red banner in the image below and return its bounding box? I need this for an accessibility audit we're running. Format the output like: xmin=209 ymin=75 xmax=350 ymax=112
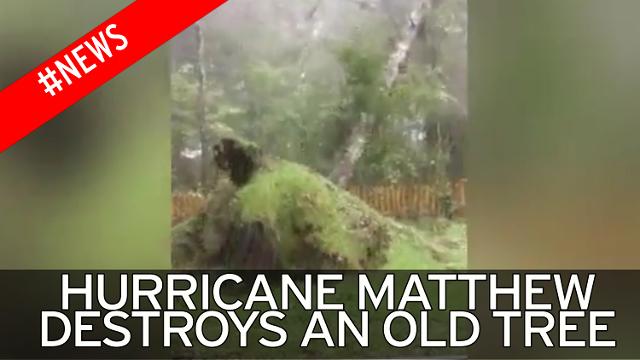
xmin=0 ymin=0 xmax=228 ymax=153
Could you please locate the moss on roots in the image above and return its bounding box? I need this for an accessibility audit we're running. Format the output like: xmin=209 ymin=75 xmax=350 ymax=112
xmin=172 ymin=139 xmax=461 ymax=270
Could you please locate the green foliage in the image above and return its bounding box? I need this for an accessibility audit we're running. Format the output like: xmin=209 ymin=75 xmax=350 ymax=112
xmin=172 ymin=0 xmax=467 ymax=201
xmin=337 ymin=44 xmax=387 ymax=118
xmin=174 ymin=14 xmax=461 ymax=180
xmin=350 ymin=63 xmax=454 ymax=184
xmin=171 ymin=68 xmax=199 ymax=149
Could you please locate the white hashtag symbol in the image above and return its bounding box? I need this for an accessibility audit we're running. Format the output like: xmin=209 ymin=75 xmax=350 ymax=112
xmin=37 ymin=67 xmax=63 ymax=97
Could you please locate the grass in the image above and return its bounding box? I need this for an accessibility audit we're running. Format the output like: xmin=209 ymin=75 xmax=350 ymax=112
xmin=382 ymin=218 xmax=466 ymax=270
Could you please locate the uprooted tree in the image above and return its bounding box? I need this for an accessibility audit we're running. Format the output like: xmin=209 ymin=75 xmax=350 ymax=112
xmin=171 ymin=136 xmax=459 ymax=270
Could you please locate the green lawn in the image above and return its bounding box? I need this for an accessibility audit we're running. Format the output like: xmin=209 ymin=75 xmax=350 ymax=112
xmin=383 ymin=218 xmax=467 ymax=270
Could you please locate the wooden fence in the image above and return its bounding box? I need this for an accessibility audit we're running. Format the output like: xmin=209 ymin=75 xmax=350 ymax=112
xmin=172 ymin=179 xmax=467 ymax=225
xmin=347 ymin=179 xmax=467 ymax=218
xmin=172 ymin=191 xmax=207 ymax=225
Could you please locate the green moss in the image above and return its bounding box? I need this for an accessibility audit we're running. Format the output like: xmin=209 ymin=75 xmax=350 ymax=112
xmin=232 ymin=160 xmax=464 ymax=269
xmin=209 ymin=123 xmax=260 ymax=153
xmin=171 ymin=213 xmax=206 ymax=268
xmin=235 ymin=161 xmax=365 ymax=267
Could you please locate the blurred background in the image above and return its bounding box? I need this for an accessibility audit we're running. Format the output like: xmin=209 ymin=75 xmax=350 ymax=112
xmin=0 ymin=0 xmax=170 ymax=268
xmin=469 ymin=0 xmax=640 ymax=268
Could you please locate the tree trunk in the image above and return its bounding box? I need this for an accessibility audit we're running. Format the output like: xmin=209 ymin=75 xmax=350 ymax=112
xmin=193 ymin=22 xmax=210 ymax=190
xmin=329 ymin=113 xmax=373 ymax=187
xmin=330 ymin=0 xmax=431 ymax=187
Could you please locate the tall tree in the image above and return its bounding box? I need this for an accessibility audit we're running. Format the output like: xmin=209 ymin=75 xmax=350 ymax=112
xmin=193 ymin=22 xmax=211 ymax=190
xmin=330 ymin=0 xmax=432 ymax=187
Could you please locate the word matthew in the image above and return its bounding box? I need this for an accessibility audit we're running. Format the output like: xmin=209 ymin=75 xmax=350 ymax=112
xmin=41 ymin=273 xmax=616 ymax=350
